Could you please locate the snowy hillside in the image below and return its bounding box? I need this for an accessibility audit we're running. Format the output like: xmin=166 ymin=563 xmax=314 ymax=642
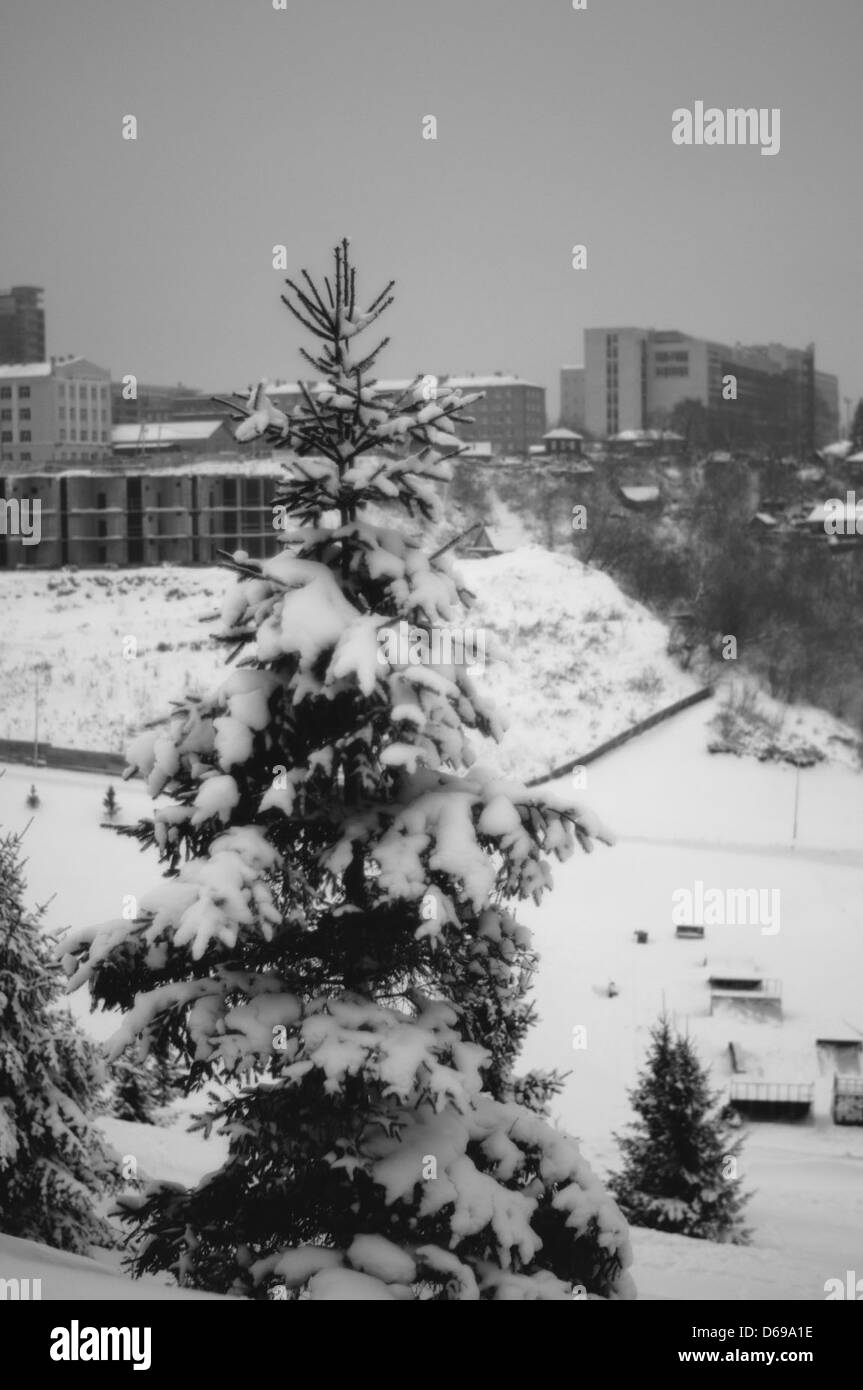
xmin=0 ymin=549 xmax=695 ymax=777
xmin=1 ymin=685 xmax=861 ymax=1300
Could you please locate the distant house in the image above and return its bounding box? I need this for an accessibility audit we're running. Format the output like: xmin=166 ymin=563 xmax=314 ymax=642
xmin=111 ymin=419 xmax=237 ymax=456
xmin=542 ymin=427 xmax=584 ymax=458
xmin=459 ymin=440 xmax=495 ymax=462
xmin=750 ymin=511 xmax=779 ymax=532
xmin=454 ymin=522 xmax=502 ymax=558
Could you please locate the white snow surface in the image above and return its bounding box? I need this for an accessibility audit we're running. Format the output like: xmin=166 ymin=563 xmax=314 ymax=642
xmin=1 ymin=547 xmax=862 ymax=1301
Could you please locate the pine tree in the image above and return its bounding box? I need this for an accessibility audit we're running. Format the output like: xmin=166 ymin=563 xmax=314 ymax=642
xmin=610 ymin=1016 xmax=749 ymax=1244
xmin=103 ymin=785 xmax=119 ymax=821
xmin=60 ymin=241 xmax=632 ymax=1301
xmin=107 ymin=1047 xmax=183 ymax=1126
xmin=26 ymin=784 xmax=40 ymax=809
xmin=0 ymin=828 xmax=118 ymax=1253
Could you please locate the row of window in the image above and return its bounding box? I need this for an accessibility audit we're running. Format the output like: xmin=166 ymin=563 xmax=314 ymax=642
xmin=57 ymin=381 xmax=107 ymax=398
xmin=654 ymin=366 xmax=689 ymax=378
xmin=59 ymin=428 xmax=107 ymax=442
xmin=58 ymin=407 xmax=108 ymax=422
xmin=1 ymin=428 xmax=108 ymax=444
xmin=1 ymin=408 xmax=29 ymax=420
xmin=0 ymin=383 xmax=108 ymax=400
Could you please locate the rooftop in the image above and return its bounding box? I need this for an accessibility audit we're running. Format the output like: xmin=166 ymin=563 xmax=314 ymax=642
xmin=111 ymin=421 xmax=227 ymax=446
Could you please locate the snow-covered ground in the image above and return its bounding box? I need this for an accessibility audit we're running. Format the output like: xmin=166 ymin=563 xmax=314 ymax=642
xmin=0 ymin=551 xmax=696 ymax=776
xmin=1 ymin=547 xmax=861 ymax=1300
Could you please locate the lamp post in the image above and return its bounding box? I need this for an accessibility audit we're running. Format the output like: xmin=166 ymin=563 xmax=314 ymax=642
xmin=32 ymin=661 xmax=51 ymax=765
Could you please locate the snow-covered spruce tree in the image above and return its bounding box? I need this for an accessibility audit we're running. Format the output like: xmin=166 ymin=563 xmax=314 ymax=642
xmin=0 ymin=829 xmax=117 ymax=1253
xmin=107 ymin=1049 xmax=182 ymax=1126
xmin=610 ymin=1016 xmax=749 ymax=1244
xmin=59 ymin=241 xmax=633 ymax=1300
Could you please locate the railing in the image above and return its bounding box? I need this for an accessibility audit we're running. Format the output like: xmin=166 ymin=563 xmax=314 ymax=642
xmin=730 ymin=1081 xmax=813 ymax=1104
xmin=834 ymin=1076 xmax=863 ymax=1097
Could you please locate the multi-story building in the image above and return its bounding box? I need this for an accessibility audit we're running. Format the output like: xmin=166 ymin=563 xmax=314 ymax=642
xmin=559 ymin=366 xmax=586 ymax=431
xmin=0 ymin=356 xmax=112 ymax=471
xmin=580 ymin=328 xmax=839 ymax=452
xmin=267 ymin=374 xmax=547 ymax=456
xmin=111 ymin=381 xmax=236 ymax=425
xmin=0 ymin=286 xmax=45 ymax=364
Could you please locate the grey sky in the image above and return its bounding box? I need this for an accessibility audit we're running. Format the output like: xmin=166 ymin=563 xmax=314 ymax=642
xmin=2 ymin=0 xmax=861 ymax=419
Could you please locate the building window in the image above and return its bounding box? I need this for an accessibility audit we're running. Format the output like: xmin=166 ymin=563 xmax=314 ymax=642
xmin=59 ymin=406 xmax=65 ymax=420
xmin=81 ymin=408 xmax=88 ymax=421
xmin=0 ymin=387 xmax=10 ymax=399
xmin=19 ymin=408 xmax=30 ymax=420
xmin=81 ymin=429 xmax=88 ymax=441
xmin=20 ymin=430 xmax=31 ymax=441
xmin=20 ymin=452 xmax=31 ymax=462
xmin=19 ymin=386 xmax=30 ymax=398
xmin=71 ymin=429 xmax=77 ymax=441
xmin=60 ymin=429 xmax=66 ymax=441
xmin=1 ymin=431 xmax=12 ymax=442
xmin=0 ymin=410 xmax=10 ymax=421
xmin=97 ymin=491 xmax=107 ymax=508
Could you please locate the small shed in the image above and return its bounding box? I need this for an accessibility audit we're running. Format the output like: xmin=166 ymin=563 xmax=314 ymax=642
xmin=542 ymin=428 xmax=584 ymax=458
xmin=455 ymin=522 xmax=502 ymax=559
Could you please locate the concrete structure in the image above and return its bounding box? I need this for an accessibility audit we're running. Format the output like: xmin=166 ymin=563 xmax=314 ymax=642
xmin=580 ymin=327 xmax=839 ymax=452
xmin=559 ymin=366 xmax=585 ymax=431
xmin=0 ymin=357 xmax=112 ymax=471
xmin=0 ymin=462 xmax=283 ymax=568
xmin=0 ymin=286 xmax=45 ymax=364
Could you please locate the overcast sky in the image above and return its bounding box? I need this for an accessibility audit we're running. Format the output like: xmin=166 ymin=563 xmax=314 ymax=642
xmin=2 ymin=0 xmax=861 ymax=419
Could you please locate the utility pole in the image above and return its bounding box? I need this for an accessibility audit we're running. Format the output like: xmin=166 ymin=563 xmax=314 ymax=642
xmin=791 ymin=763 xmax=801 ymax=849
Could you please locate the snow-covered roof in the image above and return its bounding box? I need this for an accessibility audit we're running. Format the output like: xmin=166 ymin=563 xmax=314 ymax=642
xmin=0 ymin=361 xmax=54 ymax=379
xmin=820 ymin=440 xmax=854 ymax=459
xmin=610 ymin=428 xmax=684 ymax=443
xmin=847 ymin=450 xmax=863 ymax=465
xmin=461 ymin=441 xmax=494 ymax=458
xmin=620 ymin=485 xmax=660 ymax=504
xmin=751 ymin=512 xmax=778 ymax=526
xmin=543 ymin=428 xmax=583 ymax=440
xmin=111 ymin=421 xmax=227 ymax=446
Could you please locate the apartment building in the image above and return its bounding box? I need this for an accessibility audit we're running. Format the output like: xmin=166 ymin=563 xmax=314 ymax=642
xmin=580 ymin=328 xmax=839 ymax=452
xmin=0 ymin=356 xmax=112 ymax=471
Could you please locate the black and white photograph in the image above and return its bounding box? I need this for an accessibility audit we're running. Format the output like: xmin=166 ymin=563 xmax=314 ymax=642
xmin=0 ymin=0 xmax=861 ymax=1358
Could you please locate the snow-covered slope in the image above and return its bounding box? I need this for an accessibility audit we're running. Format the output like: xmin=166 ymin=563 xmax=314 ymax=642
xmin=0 ymin=550 xmax=693 ymax=775
xmin=2 ymin=691 xmax=862 ymax=1300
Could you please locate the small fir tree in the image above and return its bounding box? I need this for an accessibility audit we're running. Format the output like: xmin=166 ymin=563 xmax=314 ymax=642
xmin=107 ymin=1049 xmax=182 ymax=1126
xmin=610 ymin=1015 xmax=750 ymax=1244
xmin=61 ymin=241 xmax=632 ymax=1301
xmin=103 ymin=785 xmax=119 ymax=821
xmin=0 ymin=829 xmax=118 ymax=1253
xmin=26 ymin=784 xmax=40 ymax=809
